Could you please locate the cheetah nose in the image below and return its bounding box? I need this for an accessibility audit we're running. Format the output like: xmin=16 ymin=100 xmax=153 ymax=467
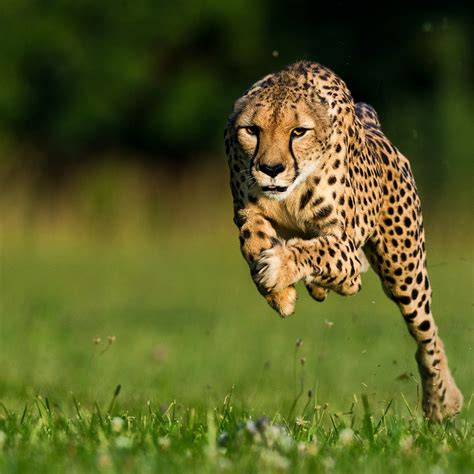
xmin=258 ymin=163 xmax=285 ymax=178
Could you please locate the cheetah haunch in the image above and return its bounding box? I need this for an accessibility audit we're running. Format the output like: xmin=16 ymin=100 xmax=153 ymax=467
xmin=224 ymin=61 xmax=462 ymax=422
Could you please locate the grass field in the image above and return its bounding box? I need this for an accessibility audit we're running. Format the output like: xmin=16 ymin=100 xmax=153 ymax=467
xmin=0 ymin=218 xmax=473 ymax=472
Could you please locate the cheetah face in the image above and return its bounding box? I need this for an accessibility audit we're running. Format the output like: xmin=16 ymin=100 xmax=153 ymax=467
xmin=232 ymin=95 xmax=330 ymax=200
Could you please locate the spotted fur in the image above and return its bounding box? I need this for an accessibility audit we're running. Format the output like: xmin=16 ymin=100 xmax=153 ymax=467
xmin=224 ymin=61 xmax=462 ymax=422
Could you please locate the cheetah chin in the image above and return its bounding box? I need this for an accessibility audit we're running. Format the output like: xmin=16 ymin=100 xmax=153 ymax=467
xmin=261 ymin=162 xmax=318 ymax=201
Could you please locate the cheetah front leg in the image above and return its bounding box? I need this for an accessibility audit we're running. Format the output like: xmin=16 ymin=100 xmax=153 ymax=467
xmin=255 ymin=234 xmax=364 ymax=297
xmin=237 ymin=209 xmax=297 ymax=317
xmin=305 ymin=248 xmax=369 ymax=302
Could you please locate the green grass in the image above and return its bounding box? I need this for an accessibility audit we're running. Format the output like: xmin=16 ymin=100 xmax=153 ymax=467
xmin=0 ymin=229 xmax=473 ymax=473
xmin=0 ymin=391 xmax=472 ymax=473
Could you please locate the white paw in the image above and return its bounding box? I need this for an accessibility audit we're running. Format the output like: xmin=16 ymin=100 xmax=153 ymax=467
xmin=255 ymin=247 xmax=284 ymax=291
xmin=265 ymin=287 xmax=297 ymax=317
xmin=255 ymin=246 xmax=295 ymax=292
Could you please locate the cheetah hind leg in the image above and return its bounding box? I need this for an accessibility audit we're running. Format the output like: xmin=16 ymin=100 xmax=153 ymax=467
xmin=305 ymin=248 xmax=369 ymax=302
xmin=365 ymin=237 xmax=463 ymax=421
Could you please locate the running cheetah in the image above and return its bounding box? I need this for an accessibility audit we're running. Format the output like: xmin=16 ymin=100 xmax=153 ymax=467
xmin=224 ymin=61 xmax=463 ymax=422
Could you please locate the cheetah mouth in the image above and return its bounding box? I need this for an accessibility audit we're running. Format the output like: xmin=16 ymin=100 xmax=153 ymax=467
xmin=261 ymin=185 xmax=288 ymax=193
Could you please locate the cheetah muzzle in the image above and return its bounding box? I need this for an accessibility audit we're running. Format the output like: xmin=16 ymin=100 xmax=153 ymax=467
xmin=224 ymin=61 xmax=463 ymax=422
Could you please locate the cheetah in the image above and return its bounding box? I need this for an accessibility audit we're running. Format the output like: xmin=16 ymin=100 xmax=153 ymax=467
xmin=224 ymin=61 xmax=463 ymax=422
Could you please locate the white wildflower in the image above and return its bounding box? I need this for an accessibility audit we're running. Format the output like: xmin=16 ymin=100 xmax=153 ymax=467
xmin=307 ymin=438 xmax=319 ymax=456
xmin=260 ymin=448 xmax=290 ymax=471
xmin=115 ymin=435 xmax=132 ymax=449
xmin=322 ymin=456 xmax=335 ymax=470
xmin=158 ymin=436 xmax=171 ymax=450
xmin=295 ymin=416 xmax=308 ymax=428
xmin=297 ymin=441 xmax=306 ymax=455
xmin=264 ymin=425 xmax=282 ymax=448
xmin=277 ymin=432 xmax=294 ymax=453
xmin=339 ymin=427 xmax=354 ymax=446
xmin=399 ymin=435 xmax=413 ymax=453
xmin=111 ymin=417 xmax=124 ymax=433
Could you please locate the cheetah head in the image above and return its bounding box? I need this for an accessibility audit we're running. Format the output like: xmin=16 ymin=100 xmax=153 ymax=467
xmin=228 ymin=66 xmax=333 ymax=200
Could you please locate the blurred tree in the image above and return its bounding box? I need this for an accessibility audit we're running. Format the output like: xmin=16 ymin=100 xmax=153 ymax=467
xmin=0 ymin=0 xmax=472 ymax=203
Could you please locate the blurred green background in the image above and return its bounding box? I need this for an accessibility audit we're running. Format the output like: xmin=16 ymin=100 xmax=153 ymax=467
xmin=0 ymin=2 xmax=472 ymax=415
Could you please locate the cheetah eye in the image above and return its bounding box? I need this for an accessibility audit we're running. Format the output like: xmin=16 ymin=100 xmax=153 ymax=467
xmin=291 ymin=127 xmax=309 ymax=138
xmin=242 ymin=125 xmax=259 ymax=136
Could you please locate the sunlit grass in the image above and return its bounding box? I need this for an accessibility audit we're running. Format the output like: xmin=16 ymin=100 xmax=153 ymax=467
xmin=0 ymin=386 xmax=472 ymax=473
xmin=0 ymin=195 xmax=472 ymax=472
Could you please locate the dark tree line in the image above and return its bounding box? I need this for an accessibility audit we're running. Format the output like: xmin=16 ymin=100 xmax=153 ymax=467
xmin=0 ymin=0 xmax=472 ymax=198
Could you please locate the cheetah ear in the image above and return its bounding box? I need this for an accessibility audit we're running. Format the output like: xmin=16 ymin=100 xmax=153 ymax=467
xmin=231 ymin=93 xmax=253 ymax=120
xmin=230 ymin=72 xmax=274 ymax=121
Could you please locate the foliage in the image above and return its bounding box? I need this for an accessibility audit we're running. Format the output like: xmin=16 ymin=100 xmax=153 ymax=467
xmin=0 ymin=393 xmax=472 ymax=473
xmin=0 ymin=3 xmax=472 ymax=174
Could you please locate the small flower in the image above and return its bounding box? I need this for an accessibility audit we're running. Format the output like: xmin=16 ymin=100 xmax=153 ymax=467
xmin=99 ymin=336 xmax=117 ymax=354
xmin=93 ymin=336 xmax=102 ymax=345
xmin=307 ymin=439 xmax=319 ymax=456
xmin=260 ymin=449 xmax=290 ymax=471
xmin=264 ymin=424 xmax=282 ymax=448
xmin=399 ymin=435 xmax=413 ymax=453
xmin=111 ymin=417 xmax=124 ymax=433
xmin=324 ymin=320 xmax=334 ymax=328
xmin=339 ymin=427 xmax=354 ymax=446
xmin=297 ymin=442 xmax=306 ymax=455
xmin=158 ymin=436 xmax=171 ymax=450
xmin=322 ymin=457 xmax=335 ymax=470
xmin=115 ymin=435 xmax=132 ymax=449
xmin=296 ymin=338 xmax=303 ymax=348
xmin=300 ymin=357 xmax=306 ymax=365
xmin=97 ymin=451 xmax=112 ymax=470
xmin=295 ymin=416 xmax=308 ymax=428
xmin=277 ymin=432 xmax=294 ymax=453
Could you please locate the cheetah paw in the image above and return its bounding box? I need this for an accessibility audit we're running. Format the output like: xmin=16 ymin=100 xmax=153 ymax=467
xmin=265 ymin=287 xmax=297 ymax=317
xmin=254 ymin=245 xmax=298 ymax=292
xmin=305 ymin=281 xmax=329 ymax=302
xmin=424 ymin=379 xmax=463 ymax=422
